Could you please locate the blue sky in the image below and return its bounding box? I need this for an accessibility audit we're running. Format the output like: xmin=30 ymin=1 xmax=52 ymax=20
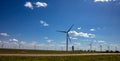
xmin=0 ymin=0 xmax=120 ymax=51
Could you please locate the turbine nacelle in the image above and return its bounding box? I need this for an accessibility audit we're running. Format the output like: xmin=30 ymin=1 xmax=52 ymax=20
xmin=57 ymin=25 xmax=74 ymax=51
xmin=57 ymin=25 xmax=74 ymax=33
xmin=57 ymin=31 xmax=67 ymax=33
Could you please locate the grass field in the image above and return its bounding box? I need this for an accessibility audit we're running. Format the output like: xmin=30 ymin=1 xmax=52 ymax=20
xmin=0 ymin=48 xmax=119 ymax=54
xmin=0 ymin=48 xmax=120 ymax=61
xmin=0 ymin=48 xmax=90 ymax=54
xmin=0 ymin=55 xmax=120 ymax=61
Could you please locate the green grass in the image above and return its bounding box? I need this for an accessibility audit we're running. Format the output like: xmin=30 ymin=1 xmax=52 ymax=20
xmin=0 ymin=48 xmax=89 ymax=54
xmin=0 ymin=55 xmax=120 ymax=61
xmin=0 ymin=48 xmax=119 ymax=54
xmin=0 ymin=48 xmax=120 ymax=61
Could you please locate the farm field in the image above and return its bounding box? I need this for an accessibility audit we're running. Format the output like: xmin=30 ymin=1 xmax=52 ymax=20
xmin=0 ymin=48 xmax=94 ymax=54
xmin=0 ymin=48 xmax=119 ymax=54
xmin=0 ymin=48 xmax=120 ymax=61
xmin=0 ymin=55 xmax=120 ymax=61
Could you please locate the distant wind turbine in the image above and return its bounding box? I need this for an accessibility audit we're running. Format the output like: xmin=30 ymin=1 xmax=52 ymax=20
xmin=57 ymin=25 xmax=74 ymax=51
xmin=89 ymin=42 xmax=92 ymax=51
xmin=107 ymin=46 xmax=110 ymax=51
xmin=115 ymin=46 xmax=117 ymax=51
xmin=17 ymin=41 xmax=20 ymax=49
xmin=100 ymin=45 xmax=102 ymax=52
xmin=0 ymin=41 xmax=4 ymax=48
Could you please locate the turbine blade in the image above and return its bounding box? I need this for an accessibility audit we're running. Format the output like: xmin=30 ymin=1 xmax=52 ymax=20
xmin=67 ymin=25 xmax=74 ymax=32
xmin=57 ymin=30 xmax=67 ymax=33
xmin=68 ymin=37 xmax=71 ymax=42
xmin=68 ymin=34 xmax=71 ymax=42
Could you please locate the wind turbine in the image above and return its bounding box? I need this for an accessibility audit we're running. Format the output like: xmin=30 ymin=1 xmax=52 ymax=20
xmin=57 ymin=25 xmax=74 ymax=51
xmin=89 ymin=42 xmax=92 ymax=52
xmin=0 ymin=41 xmax=4 ymax=48
xmin=100 ymin=45 xmax=102 ymax=52
xmin=107 ymin=46 xmax=110 ymax=51
xmin=115 ymin=46 xmax=117 ymax=51
xmin=17 ymin=41 xmax=22 ymax=49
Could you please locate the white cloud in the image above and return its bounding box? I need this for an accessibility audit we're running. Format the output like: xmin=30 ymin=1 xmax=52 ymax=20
xmin=94 ymin=0 xmax=116 ymax=2
xmin=35 ymin=2 xmax=47 ymax=8
xmin=24 ymin=1 xmax=47 ymax=10
xmin=0 ymin=39 xmax=120 ymax=51
xmin=77 ymin=27 xmax=81 ymax=30
xmin=24 ymin=2 xmax=33 ymax=9
xmin=72 ymin=37 xmax=78 ymax=40
xmin=19 ymin=41 xmax=26 ymax=45
xmin=98 ymin=40 xmax=105 ymax=43
xmin=70 ymin=37 xmax=78 ymax=40
xmin=90 ymin=28 xmax=95 ymax=31
xmin=40 ymin=20 xmax=49 ymax=26
xmin=0 ymin=33 xmax=9 ymax=36
xmin=9 ymin=38 xmax=18 ymax=42
xmin=69 ymin=31 xmax=95 ymax=38
xmin=47 ymin=40 xmax=53 ymax=43
xmin=43 ymin=37 xmax=54 ymax=43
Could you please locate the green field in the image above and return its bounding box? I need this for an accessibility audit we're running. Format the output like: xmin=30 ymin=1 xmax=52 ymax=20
xmin=0 ymin=48 xmax=120 ymax=61
xmin=0 ymin=48 xmax=91 ymax=54
xmin=0 ymin=55 xmax=120 ymax=61
xmin=1 ymin=48 xmax=119 ymax=54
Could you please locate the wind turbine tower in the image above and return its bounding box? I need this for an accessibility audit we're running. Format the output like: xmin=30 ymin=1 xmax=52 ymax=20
xmin=18 ymin=41 xmax=22 ymax=49
xmin=100 ymin=45 xmax=102 ymax=52
xmin=58 ymin=25 xmax=74 ymax=51
xmin=107 ymin=46 xmax=110 ymax=51
xmin=115 ymin=46 xmax=117 ymax=51
xmin=89 ymin=43 xmax=92 ymax=51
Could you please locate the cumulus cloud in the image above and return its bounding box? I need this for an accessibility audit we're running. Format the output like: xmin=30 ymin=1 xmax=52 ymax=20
xmin=77 ymin=27 xmax=81 ymax=30
xmin=0 ymin=33 xmax=9 ymax=36
xmin=35 ymin=2 xmax=47 ymax=8
xmin=43 ymin=37 xmax=54 ymax=43
xmin=98 ymin=40 xmax=105 ymax=43
xmin=0 ymin=39 xmax=119 ymax=51
xmin=9 ymin=38 xmax=18 ymax=42
xmin=72 ymin=37 xmax=78 ymax=40
xmin=69 ymin=31 xmax=95 ymax=38
xmin=40 ymin=20 xmax=49 ymax=26
xmin=90 ymin=28 xmax=95 ymax=31
xmin=94 ymin=0 xmax=116 ymax=2
xmin=24 ymin=1 xmax=47 ymax=9
xmin=0 ymin=39 xmax=55 ymax=50
xmin=17 ymin=41 xmax=26 ymax=45
xmin=70 ymin=37 xmax=78 ymax=40
xmin=24 ymin=2 xmax=33 ymax=9
xmin=47 ymin=40 xmax=53 ymax=43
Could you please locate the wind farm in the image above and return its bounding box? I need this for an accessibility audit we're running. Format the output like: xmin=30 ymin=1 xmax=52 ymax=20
xmin=0 ymin=24 xmax=119 ymax=53
xmin=0 ymin=0 xmax=120 ymax=61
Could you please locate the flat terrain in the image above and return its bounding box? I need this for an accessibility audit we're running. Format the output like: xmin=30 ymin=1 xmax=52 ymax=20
xmin=0 ymin=48 xmax=119 ymax=54
xmin=0 ymin=55 xmax=120 ymax=61
xmin=0 ymin=48 xmax=120 ymax=61
xmin=0 ymin=53 xmax=120 ymax=56
xmin=0 ymin=48 xmax=86 ymax=54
